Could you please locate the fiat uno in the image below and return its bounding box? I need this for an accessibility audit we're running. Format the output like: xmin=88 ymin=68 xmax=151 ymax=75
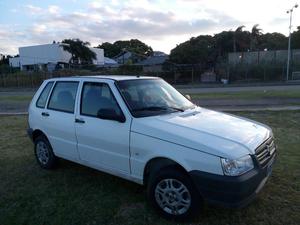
xmin=27 ymin=76 xmax=276 ymax=220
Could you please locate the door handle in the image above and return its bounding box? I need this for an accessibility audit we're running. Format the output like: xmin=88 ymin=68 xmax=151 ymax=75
xmin=75 ymin=118 xmax=85 ymax=124
xmin=41 ymin=112 xmax=49 ymax=117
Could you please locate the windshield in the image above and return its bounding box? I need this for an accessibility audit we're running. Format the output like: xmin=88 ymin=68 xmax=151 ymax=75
xmin=116 ymin=79 xmax=195 ymax=117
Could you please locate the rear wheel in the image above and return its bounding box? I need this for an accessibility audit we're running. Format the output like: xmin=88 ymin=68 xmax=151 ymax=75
xmin=147 ymin=167 xmax=202 ymax=220
xmin=34 ymin=135 xmax=57 ymax=169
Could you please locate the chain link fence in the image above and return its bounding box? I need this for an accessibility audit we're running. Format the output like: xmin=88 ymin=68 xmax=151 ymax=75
xmin=1 ymin=63 xmax=300 ymax=88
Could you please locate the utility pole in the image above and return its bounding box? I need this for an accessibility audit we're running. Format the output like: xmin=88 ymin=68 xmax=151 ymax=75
xmin=286 ymin=3 xmax=298 ymax=81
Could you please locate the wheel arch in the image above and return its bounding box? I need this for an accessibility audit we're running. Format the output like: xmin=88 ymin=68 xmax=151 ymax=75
xmin=143 ymin=157 xmax=189 ymax=185
xmin=32 ymin=129 xmax=48 ymax=142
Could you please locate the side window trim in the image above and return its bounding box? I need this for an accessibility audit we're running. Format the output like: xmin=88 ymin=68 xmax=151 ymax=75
xmin=80 ymin=81 xmax=125 ymax=119
xmin=46 ymin=81 xmax=79 ymax=114
xmin=45 ymin=81 xmax=56 ymax=109
xmin=36 ymin=81 xmax=55 ymax=109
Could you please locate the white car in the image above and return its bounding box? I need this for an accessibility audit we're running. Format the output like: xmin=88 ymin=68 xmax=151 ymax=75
xmin=27 ymin=76 xmax=276 ymax=220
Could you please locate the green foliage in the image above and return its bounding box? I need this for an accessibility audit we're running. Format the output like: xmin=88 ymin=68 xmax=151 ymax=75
xmin=259 ymin=33 xmax=287 ymax=50
xmin=169 ymin=35 xmax=216 ymax=65
xmin=215 ymin=31 xmax=234 ymax=58
xmin=62 ymin=39 xmax=96 ymax=65
xmin=97 ymin=39 xmax=153 ymax=58
xmin=169 ymin=24 xmax=291 ymax=66
xmin=97 ymin=42 xmax=120 ymax=58
xmin=0 ymin=55 xmax=13 ymax=65
xmin=291 ymin=26 xmax=300 ymax=49
xmin=250 ymin=24 xmax=263 ymax=51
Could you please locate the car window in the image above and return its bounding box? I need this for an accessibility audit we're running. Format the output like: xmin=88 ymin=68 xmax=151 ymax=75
xmin=81 ymin=82 xmax=122 ymax=117
xmin=36 ymin=81 xmax=54 ymax=108
xmin=48 ymin=81 xmax=79 ymax=113
xmin=117 ymin=79 xmax=194 ymax=117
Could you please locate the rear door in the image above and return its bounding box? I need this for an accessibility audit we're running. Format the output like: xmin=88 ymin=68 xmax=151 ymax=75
xmin=74 ymin=80 xmax=131 ymax=173
xmin=43 ymin=81 xmax=80 ymax=161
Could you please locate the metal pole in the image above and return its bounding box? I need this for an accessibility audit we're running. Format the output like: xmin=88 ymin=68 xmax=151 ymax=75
xmin=286 ymin=10 xmax=292 ymax=81
xmin=286 ymin=3 xmax=298 ymax=81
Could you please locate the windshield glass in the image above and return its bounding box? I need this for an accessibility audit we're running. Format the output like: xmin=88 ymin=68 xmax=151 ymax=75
xmin=116 ymin=79 xmax=195 ymax=117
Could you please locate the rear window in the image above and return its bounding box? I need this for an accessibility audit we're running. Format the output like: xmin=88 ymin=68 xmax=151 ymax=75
xmin=47 ymin=81 xmax=79 ymax=113
xmin=36 ymin=81 xmax=54 ymax=108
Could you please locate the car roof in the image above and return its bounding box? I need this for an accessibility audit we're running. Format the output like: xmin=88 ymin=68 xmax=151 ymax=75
xmin=47 ymin=75 xmax=159 ymax=82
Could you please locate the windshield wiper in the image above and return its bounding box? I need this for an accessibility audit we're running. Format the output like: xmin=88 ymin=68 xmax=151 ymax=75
xmin=168 ymin=107 xmax=185 ymax=112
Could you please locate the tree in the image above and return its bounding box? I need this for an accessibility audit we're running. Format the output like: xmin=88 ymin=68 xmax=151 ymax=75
xmin=168 ymin=24 xmax=291 ymax=66
xmin=214 ymin=31 xmax=234 ymax=58
xmin=233 ymin=25 xmax=245 ymax=52
xmin=97 ymin=39 xmax=153 ymax=58
xmin=97 ymin=42 xmax=120 ymax=58
xmin=250 ymin=24 xmax=262 ymax=51
xmin=259 ymin=33 xmax=288 ymax=50
xmin=0 ymin=55 xmax=12 ymax=65
xmin=291 ymin=26 xmax=300 ymax=49
xmin=62 ymin=39 xmax=96 ymax=65
xmin=169 ymin=35 xmax=217 ymax=67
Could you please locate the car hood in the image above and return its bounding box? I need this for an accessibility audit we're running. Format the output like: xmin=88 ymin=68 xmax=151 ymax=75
xmin=131 ymin=107 xmax=271 ymax=159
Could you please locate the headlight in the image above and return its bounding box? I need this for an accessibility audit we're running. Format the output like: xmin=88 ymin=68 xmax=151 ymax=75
xmin=221 ymin=155 xmax=254 ymax=176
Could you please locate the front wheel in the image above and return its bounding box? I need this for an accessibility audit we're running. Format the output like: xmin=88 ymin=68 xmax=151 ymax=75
xmin=147 ymin=167 xmax=202 ymax=220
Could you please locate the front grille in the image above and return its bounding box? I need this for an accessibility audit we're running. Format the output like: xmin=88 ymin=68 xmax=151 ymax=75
xmin=255 ymin=136 xmax=276 ymax=167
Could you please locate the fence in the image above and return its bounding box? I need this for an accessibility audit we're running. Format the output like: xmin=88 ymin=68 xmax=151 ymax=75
xmin=228 ymin=49 xmax=300 ymax=65
xmin=1 ymin=63 xmax=300 ymax=88
xmin=0 ymin=65 xmax=147 ymax=88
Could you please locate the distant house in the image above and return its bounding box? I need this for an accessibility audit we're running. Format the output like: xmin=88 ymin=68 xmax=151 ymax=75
xmin=104 ymin=57 xmax=118 ymax=67
xmin=136 ymin=54 xmax=169 ymax=72
xmin=152 ymin=51 xmax=168 ymax=57
xmin=113 ymin=50 xmax=146 ymax=64
xmin=9 ymin=43 xmax=104 ymax=71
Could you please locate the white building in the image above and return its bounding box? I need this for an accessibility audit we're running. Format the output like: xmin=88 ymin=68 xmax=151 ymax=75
xmin=9 ymin=43 xmax=105 ymax=71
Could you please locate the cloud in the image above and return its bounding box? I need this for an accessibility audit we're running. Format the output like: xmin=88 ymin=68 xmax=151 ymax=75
xmin=48 ymin=5 xmax=60 ymax=14
xmin=24 ymin=5 xmax=43 ymax=15
xmin=1 ymin=1 xmax=242 ymax=54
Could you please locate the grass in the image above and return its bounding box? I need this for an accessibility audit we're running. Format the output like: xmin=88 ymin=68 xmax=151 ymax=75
xmin=0 ymin=95 xmax=33 ymax=102
xmin=189 ymin=90 xmax=300 ymax=100
xmin=0 ymin=89 xmax=300 ymax=105
xmin=0 ymin=111 xmax=299 ymax=225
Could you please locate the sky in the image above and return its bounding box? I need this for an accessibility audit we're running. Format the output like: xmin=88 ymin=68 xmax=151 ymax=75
xmin=0 ymin=0 xmax=299 ymax=55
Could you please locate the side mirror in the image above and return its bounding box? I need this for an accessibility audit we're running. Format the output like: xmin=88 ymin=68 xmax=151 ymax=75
xmin=185 ymin=94 xmax=191 ymax=101
xmin=97 ymin=108 xmax=126 ymax=123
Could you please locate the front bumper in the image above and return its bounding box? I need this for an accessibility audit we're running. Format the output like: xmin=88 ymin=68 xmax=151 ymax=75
xmin=189 ymin=153 xmax=276 ymax=208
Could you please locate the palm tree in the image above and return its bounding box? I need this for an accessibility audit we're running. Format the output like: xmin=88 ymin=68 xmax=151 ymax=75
xmin=233 ymin=25 xmax=245 ymax=52
xmin=250 ymin=24 xmax=262 ymax=51
xmin=62 ymin=39 xmax=96 ymax=65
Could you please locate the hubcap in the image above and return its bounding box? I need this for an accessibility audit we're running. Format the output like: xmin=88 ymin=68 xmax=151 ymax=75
xmin=155 ymin=178 xmax=191 ymax=215
xmin=36 ymin=141 xmax=49 ymax=165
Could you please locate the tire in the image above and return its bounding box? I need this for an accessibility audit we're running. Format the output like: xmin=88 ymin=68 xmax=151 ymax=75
xmin=34 ymin=135 xmax=57 ymax=169
xmin=147 ymin=167 xmax=202 ymax=220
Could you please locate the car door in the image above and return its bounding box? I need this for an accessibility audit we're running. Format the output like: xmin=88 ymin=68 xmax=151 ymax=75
xmin=74 ymin=81 xmax=131 ymax=173
xmin=43 ymin=80 xmax=80 ymax=161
